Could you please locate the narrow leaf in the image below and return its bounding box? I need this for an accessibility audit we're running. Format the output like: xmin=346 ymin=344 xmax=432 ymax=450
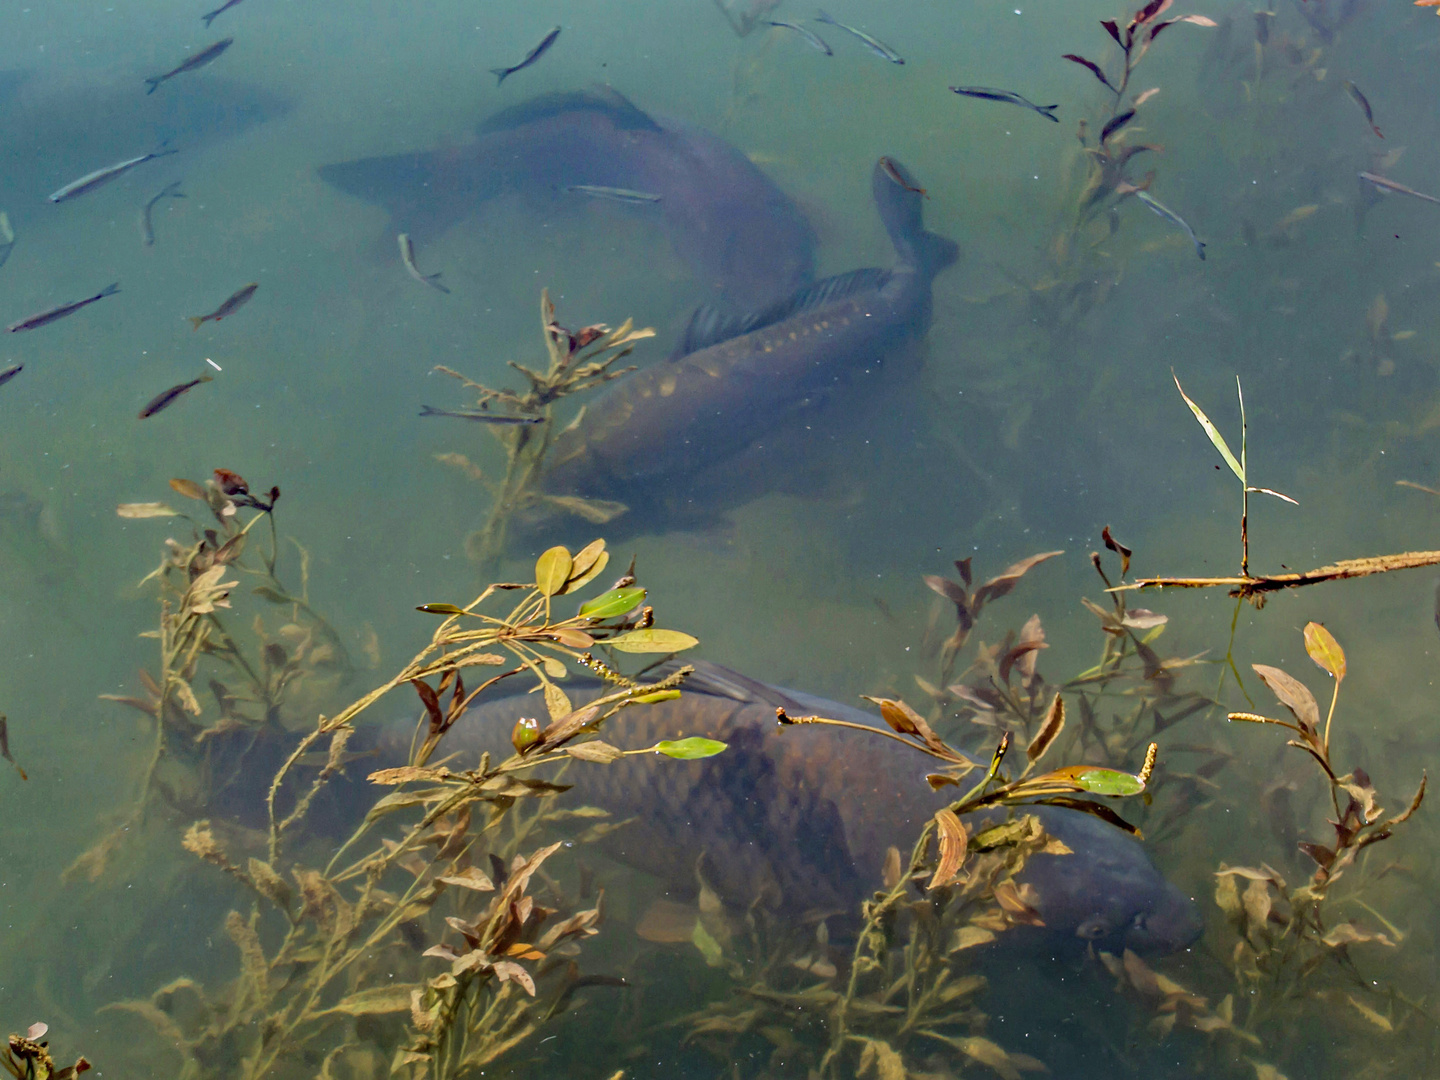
xmin=116 ymin=501 xmax=181 ymax=518
xmin=416 ymin=603 xmax=466 ymax=615
xmin=604 ymin=628 xmax=699 ymax=653
xmin=928 ymin=809 xmax=969 ymax=890
xmin=1027 ymin=694 xmax=1065 ymax=763
xmin=1173 ymin=373 xmax=1244 ymax=482
xmin=1302 ymin=622 xmax=1346 ymax=683
xmin=1062 ymin=53 xmax=1116 ymax=91
xmin=561 ymin=539 xmax=608 ymax=594
xmin=654 ymin=737 xmax=727 ymax=760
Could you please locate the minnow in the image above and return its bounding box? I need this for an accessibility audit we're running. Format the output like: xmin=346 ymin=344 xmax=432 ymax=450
xmin=565 ymin=184 xmax=662 ymax=204
xmin=878 ymin=156 xmax=926 ymax=198
xmin=950 ymin=86 xmax=1058 ymax=122
xmin=139 ymin=180 xmax=186 ymax=247
xmin=201 ymin=0 xmax=247 ymax=27
xmin=188 ymin=282 xmax=257 ymax=329
xmin=418 ymin=404 xmax=542 ymax=424
xmin=145 ymin=38 xmax=233 ymax=94
xmin=398 ymin=233 xmax=449 ymax=294
xmin=1342 ymin=80 xmax=1383 ymax=139
xmin=815 ymin=10 xmax=903 ymax=63
xmin=1135 ymin=190 xmax=1206 ymax=260
xmin=491 ymin=26 xmax=560 ymax=86
xmin=1359 ymin=171 xmax=1440 ymax=205
xmin=0 ymin=363 xmax=22 ymax=388
xmin=49 ymin=148 xmax=177 ymax=203
xmin=0 ymin=212 xmax=13 ymax=271
xmin=765 ymin=19 xmax=833 ymax=54
xmin=7 ymin=283 xmax=119 ymax=332
xmin=139 ymin=374 xmax=212 ymax=419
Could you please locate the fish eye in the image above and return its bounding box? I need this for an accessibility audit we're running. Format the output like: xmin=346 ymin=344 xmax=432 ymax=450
xmin=1131 ymin=913 xmax=1149 ymax=931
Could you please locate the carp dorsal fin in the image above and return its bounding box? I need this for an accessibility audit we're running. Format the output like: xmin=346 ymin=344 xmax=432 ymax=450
xmin=478 ymin=88 xmax=662 ymax=136
xmin=669 ymin=267 xmax=890 ymax=360
xmin=650 ymin=659 xmax=807 ymax=712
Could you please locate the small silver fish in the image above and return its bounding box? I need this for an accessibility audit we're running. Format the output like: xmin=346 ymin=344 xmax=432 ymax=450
xmin=188 ymin=282 xmax=258 ymax=330
xmin=7 ymin=283 xmax=119 ymax=332
xmin=0 ymin=363 xmax=22 ymax=388
xmin=397 ymin=233 xmax=449 ymax=294
xmin=765 ymin=19 xmax=833 ymax=55
xmin=950 ymin=86 xmax=1058 ymax=122
xmin=145 ymin=38 xmax=233 ymax=94
xmin=419 ymin=405 xmax=542 ymax=425
xmin=201 ymin=0 xmax=247 ymax=28
xmin=49 ymin=148 xmax=178 ymax=203
xmin=491 ymin=26 xmax=561 ymax=86
xmin=815 ymin=9 xmax=903 ymax=64
xmin=1135 ymin=191 xmax=1206 ymax=260
xmin=565 ymin=185 xmax=662 ymax=204
xmin=139 ymin=181 xmax=185 ymax=247
xmin=1359 ymin=171 xmax=1440 ymax=206
xmin=1341 ymin=80 xmax=1382 ymax=139
xmin=139 ymin=374 xmax=212 ymax=419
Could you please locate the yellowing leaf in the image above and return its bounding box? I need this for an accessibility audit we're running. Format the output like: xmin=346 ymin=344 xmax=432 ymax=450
xmin=929 ymin=809 xmax=968 ymax=890
xmin=1303 ymin=622 xmax=1346 ymax=682
xmin=534 ymin=546 xmax=572 ymax=597
xmin=323 ymin=984 xmax=418 ymax=1016
xmin=604 ymin=628 xmax=699 ymax=653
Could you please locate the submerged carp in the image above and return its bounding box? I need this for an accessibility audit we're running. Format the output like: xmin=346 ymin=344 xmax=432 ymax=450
xmin=317 ymin=88 xmax=816 ymax=313
xmin=370 ymin=663 xmax=1202 ymax=957
xmin=536 ymin=156 xmax=957 ymax=530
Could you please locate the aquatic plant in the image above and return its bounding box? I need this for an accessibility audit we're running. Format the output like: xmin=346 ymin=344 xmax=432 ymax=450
xmin=433 ymin=290 xmax=653 ymax=570
xmin=69 ymin=469 xmax=348 ymax=883
xmin=2 ymin=1023 xmax=90 ymax=1079
xmin=103 ymin=537 xmax=716 ymax=1079
xmin=1118 ymin=378 xmax=1440 ymax=603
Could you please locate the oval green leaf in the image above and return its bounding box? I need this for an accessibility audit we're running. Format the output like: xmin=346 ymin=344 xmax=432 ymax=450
xmin=606 ymin=628 xmax=699 ymax=654
xmin=535 ymin=546 xmax=573 ymax=598
xmin=561 ymin=539 xmax=609 ymax=594
xmin=578 ymin=586 xmax=646 ymax=620
xmin=655 ymin=737 xmax=727 ymax=760
xmin=1072 ymin=767 xmax=1145 ymax=797
xmin=1303 ymin=621 xmax=1346 ymax=683
xmin=416 ymin=603 xmax=465 ymax=615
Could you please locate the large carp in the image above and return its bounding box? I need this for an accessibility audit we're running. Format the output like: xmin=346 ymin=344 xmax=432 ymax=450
xmin=371 ymin=663 xmax=1202 ymax=958
xmin=536 ymin=156 xmax=958 ymax=531
xmin=317 ymin=88 xmax=816 ymax=314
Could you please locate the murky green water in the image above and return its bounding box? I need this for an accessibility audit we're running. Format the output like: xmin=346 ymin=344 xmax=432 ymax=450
xmin=1 ymin=0 xmax=1439 ymax=1076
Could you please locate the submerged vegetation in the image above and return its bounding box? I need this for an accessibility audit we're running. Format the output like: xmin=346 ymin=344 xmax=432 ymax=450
xmin=431 ymin=290 xmax=653 ymax=571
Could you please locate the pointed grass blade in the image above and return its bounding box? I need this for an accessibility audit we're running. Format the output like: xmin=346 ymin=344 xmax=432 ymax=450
xmin=1173 ymin=372 xmax=1243 ymax=482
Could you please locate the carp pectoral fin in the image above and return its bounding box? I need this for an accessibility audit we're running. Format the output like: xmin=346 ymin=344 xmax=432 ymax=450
xmin=635 ymin=898 xmax=699 ymax=943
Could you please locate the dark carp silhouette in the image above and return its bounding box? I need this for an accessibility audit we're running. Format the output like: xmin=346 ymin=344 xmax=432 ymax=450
xmin=316 ymin=88 xmax=817 ymax=313
xmin=535 ymin=156 xmax=958 ymax=532
xmin=372 ymin=662 xmax=1202 ymax=957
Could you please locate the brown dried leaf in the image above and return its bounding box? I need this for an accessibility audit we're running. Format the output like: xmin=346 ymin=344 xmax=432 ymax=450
xmin=538 ymin=704 xmax=601 ymax=751
xmin=437 ymin=867 xmax=495 ymax=891
xmin=1322 ymin=922 xmax=1395 ymax=948
xmin=958 ymin=1036 xmax=1022 ymax=1080
xmin=1027 ymin=694 xmax=1064 ymax=763
xmin=491 ymin=960 xmax=537 ymax=996
xmin=566 ymin=739 xmax=624 ymax=764
xmin=972 ymin=551 xmax=1064 ymax=609
xmin=543 ymin=681 xmax=573 ymax=723
xmin=929 ymin=809 xmax=968 ymax=890
xmin=1102 ymin=526 xmax=1132 ymax=575
xmin=1251 ymin=664 xmax=1320 ymax=731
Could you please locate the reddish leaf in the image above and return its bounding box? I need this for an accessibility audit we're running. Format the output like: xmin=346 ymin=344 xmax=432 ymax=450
xmin=1062 ymin=54 xmax=1116 ymax=91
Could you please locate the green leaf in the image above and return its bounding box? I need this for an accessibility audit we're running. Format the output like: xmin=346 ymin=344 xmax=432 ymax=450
xmin=1173 ymin=372 xmax=1244 ymax=483
xmin=605 ymin=628 xmax=699 ymax=654
xmin=416 ymin=603 xmax=465 ymax=615
xmin=1303 ymin=621 xmax=1346 ymax=683
xmin=578 ymin=586 xmax=646 ymax=620
xmin=535 ymin=546 xmax=573 ymax=598
xmin=629 ymin=689 xmax=682 ymax=705
xmin=654 ymin=737 xmax=727 ymax=760
xmin=1066 ymin=766 xmax=1145 ymax=796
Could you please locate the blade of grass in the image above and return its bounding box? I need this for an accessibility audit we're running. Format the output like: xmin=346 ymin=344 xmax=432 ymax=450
xmin=1174 ymin=371 xmax=1243 ymax=482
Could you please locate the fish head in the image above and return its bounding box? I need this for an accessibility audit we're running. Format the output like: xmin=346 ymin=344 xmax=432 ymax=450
xmin=1015 ymin=807 xmax=1203 ymax=956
